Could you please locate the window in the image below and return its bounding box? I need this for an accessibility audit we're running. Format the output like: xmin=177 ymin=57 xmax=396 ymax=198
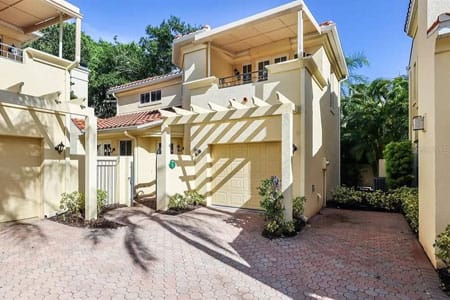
xmin=242 ymin=64 xmax=252 ymax=83
xmin=140 ymin=93 xmax=150 ymax=104
xmin=120 ymin=140 xmax=132 ymax=156
xmin=97 ymin=143 xmax=113 ymax=156
xmin=258 ymin=60 xmax=270 ymax=81
xmin=140 ymin=90 xmax=161 ymax=105
xmin=274 ymin=56 xmax=287 ymax=64
xmin=151 ymin=90 xmax=161 ymax=102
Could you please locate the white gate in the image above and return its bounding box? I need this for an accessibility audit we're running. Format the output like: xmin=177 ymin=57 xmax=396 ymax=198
xmin=97 ymin=157 xmax=119 ymax=205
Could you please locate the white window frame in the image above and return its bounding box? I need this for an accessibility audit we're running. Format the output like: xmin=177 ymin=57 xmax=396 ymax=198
xmin=257 ymin=59 xmax=270 ymax=81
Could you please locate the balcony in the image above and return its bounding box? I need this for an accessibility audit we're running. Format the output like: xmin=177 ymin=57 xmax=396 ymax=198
xmin=218 ymin=70 xmax=269 ymax=89
xmin=0 ymin=42 xmax=23 ymax=63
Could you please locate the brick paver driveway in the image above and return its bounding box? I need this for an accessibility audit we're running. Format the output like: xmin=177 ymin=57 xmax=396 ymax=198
xmin=0 ymin=207 xmax=446 ymax=299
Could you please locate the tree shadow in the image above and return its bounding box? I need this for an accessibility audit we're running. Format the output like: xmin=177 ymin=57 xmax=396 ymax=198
xmin=0 ymin=221 xmax=47 ymax=245
xmin=83 ymin=208 xmax=156 ymax=272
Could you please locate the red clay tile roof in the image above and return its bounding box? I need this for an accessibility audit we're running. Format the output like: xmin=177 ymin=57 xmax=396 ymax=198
xmin=72 ymin=110 xmax=161 ymax=132
xmin=108 ymin=71 xmax=182 ymax=93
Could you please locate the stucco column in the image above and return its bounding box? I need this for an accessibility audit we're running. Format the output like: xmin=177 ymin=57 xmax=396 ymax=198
xmin=75 ymin=18 xmax=81 ymax=63
xmin=297 ymin=9 xmax=304 ymax=58
xmin=156 ymin=124 xmax=171 ymax=210
xmin=282 ymin=112 xmax=294 ymax=221
xmin=84 ymin=113 xmax=97 ymax=220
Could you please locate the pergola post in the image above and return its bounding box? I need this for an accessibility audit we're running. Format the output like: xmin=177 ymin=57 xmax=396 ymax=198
xmin=297 ymin=9 xmax=304 ymax=58
xmin=84 ymin=113 xmax=97 ymax=220
xmin=58 ymin=14 xmax=63 ymax=58
xmin=75 ymin=17 xmax=81 ymax=63
xmin=156 ymin=123 xmax=171 ymax=210
xmin=282 ymin=112 xmax=294 ymax=221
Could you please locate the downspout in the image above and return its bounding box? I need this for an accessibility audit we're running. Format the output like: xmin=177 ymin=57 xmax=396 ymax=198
xmin=124 ymin=131 xmax=137 ymax=207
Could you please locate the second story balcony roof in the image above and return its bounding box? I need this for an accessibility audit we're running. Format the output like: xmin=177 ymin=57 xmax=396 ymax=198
xmin=0 ymin=0 xmax=82 ymax=43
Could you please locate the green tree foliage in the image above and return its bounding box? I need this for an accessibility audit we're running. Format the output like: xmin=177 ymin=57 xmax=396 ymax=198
xmin=28 ymin=18 xmax=199 ymax=118
xmin=139 ymin=16 xmax=201 ymax=75
xmin=383 ymin=140 xmax=414 ymax=189
xmin=28 ymin=23 xmax=94 ymax=67
xmin=341 ymin=53 xmax=409 ymax=186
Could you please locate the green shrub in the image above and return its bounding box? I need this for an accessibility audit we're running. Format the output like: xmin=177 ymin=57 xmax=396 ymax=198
xmin=332 ymin=186 xmax=363 ymax=207
xmin=60 ymin=191 xmax=84 ymax=215
xmin=97 ymin=189 xmax=107 ymax=212
xmin=396 ymin=187 xmax=418 ymax=233
xmin=293 ymin=196 xmax=306 ymax=219
xmin=184 ymin=191 xmax=206 ymax=206
xmin=264 ymin=220 xmax=282 ymax=237
xmin=168 ymin=193 xmax=188 ymax=210
xmin=384 ymin=140 xmax=414 ymax=189
xmin=283 ymin=220 xmax=296 ymax=236
xmin=435 ymin=225 xmax=450 ymax=267
xmin=258 ymin=176 xmax=284 ymax=225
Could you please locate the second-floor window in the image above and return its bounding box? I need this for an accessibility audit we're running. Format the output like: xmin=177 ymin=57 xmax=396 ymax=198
xmin=274 ymin=56 xmax=287 ymax=63
xmin=140 ymin=90 xmax=162 ymax=104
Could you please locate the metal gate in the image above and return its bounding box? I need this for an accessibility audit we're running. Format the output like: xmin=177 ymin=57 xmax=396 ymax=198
xmin=97 ymin=157 xmax=119 ymax=205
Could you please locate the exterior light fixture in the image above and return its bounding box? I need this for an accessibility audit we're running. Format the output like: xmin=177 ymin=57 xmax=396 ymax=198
xmin=412 ymin=115 xmax=425 ymax=131
xmin=193 ymin=147 xmax=202 ymax=157
xmin=54 ymin=142 xmax=65 ymax=154
xmin=292 ymin=144 xmax=298 ymax=153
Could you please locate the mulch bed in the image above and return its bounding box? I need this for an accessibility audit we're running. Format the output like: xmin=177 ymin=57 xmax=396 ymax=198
xmin=163 ymin=204 xmax=204 ymax=216
xmin=49 ymin=204 xmax=127 ymax=229
xmin=438 ymin=268 xmax=450 ymax=295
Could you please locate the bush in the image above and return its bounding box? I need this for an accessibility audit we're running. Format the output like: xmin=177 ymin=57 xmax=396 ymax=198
xmin=168 ymin=191 xmax=206 ymax=211
xmin=384 ymin=140 xmax=414 ymax=189
xmin=97 ymin=189 xmax=107 ymax=212
xmin=258 ymin=176 xmax=284 ymax=225
xmin=396 ymin=187 xmax=418 ymax=233
xmin=435 ymin=225 xmax=450 ymax=268
xmin=332 ymin=186 xmax=363 ymax=207
xmin=293 ymin=196 xmax=306 ymax=219
xmin=184 ymin=191 xmax=206 ymax=206
xmin=168 ymin=193 xmax=188 ymax=210
xmin=60 ymin=191 xmax=84 ymax=215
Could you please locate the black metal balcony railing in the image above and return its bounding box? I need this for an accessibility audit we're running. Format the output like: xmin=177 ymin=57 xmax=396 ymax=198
xmin=0 ymin=42 xmax=23 ymax=63
xmin=219 ymin=70 xmax=268 ymax=89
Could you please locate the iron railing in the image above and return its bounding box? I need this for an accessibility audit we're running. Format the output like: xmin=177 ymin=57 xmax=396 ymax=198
xmin=0 ymin=42 xmax=23 ymax=63
xmin=219 ymin=69 xmax=268 ymax=89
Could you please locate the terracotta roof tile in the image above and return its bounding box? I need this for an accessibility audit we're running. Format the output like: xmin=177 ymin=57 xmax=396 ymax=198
xmin=72 ymin=110 xmax=161 ymax=132
xmin=108 ymin=71 xmax=182 ymax=93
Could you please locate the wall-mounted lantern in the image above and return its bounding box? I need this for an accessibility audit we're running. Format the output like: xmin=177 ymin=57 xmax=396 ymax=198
xmin=292 ymin=144 xmax=298 ymax=154
xmin=54 ymin=142 xmax=65 ymax=154
xmin=412 ymin=115 xmax=425 ymax=131
xmin=193 ymin=147 xmax=202 ymax=157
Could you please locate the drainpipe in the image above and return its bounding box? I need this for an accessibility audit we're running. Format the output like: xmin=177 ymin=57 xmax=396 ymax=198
xmin=124 ymin=131 xmax=137 ymax=207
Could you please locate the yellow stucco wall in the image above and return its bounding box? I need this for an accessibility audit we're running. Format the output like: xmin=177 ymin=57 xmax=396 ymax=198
xmin=0 ymin=51 xmax=70 ymax=100
xmin=408 ymin=0 xmax=450 ymax=267
xmin=116 ymin=78 xmax=182 ymax=115
xmin=0 ymin=103 xmax=79 ymax=220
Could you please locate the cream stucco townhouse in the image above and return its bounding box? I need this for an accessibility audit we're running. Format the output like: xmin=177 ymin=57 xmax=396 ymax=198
xmin=0 ymin=0 xmax=98 ymax=223
xmin=84 ymin=1 xmax=347 ymax=220
xmin=405 ymin=0 xmax=450 ymax=267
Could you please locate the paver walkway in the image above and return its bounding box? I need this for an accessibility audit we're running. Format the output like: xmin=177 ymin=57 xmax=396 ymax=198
xmin=0 ymin=207 xmax=446 ymax=299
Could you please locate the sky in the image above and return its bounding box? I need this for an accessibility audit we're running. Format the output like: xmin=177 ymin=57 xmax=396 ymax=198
xmin=69 ymin=0 xmax=412 ymax=80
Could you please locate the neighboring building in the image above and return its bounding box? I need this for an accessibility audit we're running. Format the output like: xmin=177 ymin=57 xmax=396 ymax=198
xmin=0 ymin=0 xmax=98 ymax=222
xmin=405 ymin=0 xmax=450 ymax=267
xmin=99 ymin=0 xmax=347 ymax=219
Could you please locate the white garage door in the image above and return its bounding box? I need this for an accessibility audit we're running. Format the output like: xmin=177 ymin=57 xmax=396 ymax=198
xmin=0 ymin=136 xmax=42 ymax=222
xmin=211 ymin=142 xmax=281 ymax=209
